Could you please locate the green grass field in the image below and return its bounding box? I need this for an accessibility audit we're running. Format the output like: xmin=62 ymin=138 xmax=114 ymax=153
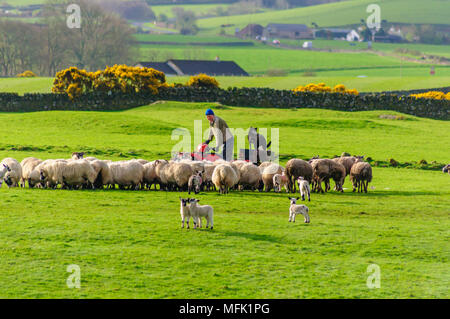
xmin=0 ymin=101 xmax=449 ymax=298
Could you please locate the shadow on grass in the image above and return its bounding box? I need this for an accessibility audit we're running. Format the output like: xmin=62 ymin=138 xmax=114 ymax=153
xmin=221 ymin=231 xmax=285 ymax=244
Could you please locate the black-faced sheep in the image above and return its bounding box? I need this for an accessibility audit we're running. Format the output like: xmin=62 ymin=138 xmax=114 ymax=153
xmin=285 ymin=159 xmax=313 ymax=193
xmin=1 ymin=158 xmax=22 ymax=188
xmin=350 ymin=162 xmax=372 ymax=193
xmin=188 ymin=171 xmax=203 ymax=194
xmin=443 ymin=164 xmax=450 ymax=175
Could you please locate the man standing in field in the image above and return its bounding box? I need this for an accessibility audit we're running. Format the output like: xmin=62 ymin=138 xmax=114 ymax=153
xmin=204 ymin=108 xmax=234 ymax=161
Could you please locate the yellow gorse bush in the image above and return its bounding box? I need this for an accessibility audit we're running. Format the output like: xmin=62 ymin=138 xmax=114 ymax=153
xmin=187 ymin=74 xmax=219 ymax=88
xmin=410 ymin=91 xmax=450 ymax=100
xmin=52 ymin=65 xmax=166 ymax=100
xmin=293 ymin=83 xmax=358 ymax=95
xmin=17 ymin=70 xmax=37 ymax=77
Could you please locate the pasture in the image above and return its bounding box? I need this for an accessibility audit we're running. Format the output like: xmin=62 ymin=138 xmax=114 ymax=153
xmin=0 ymin=101 xmax=449 ymax=298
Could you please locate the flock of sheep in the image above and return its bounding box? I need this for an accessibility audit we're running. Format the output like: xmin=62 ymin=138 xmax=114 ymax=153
xmin=0 ymin=152 xmax=377 ymax=229
xmin=0 ymin=152 xmax=372 ymax=195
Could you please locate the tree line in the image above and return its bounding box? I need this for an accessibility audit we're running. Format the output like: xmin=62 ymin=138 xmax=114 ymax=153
xmin=0 ymin=0 xmax=135 ymax=77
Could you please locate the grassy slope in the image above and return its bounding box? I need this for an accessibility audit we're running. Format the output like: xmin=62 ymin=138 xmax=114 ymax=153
xmin=0 ymin=102 xmax=449 ymax=298
xmin=0 ymin=102 xmax=448 ymax=164
xmin=198 ymin=0 xmax=450 ymax=34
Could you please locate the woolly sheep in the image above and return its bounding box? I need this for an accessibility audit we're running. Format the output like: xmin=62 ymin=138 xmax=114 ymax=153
xmin=61 ymin=159 xmax=98 ymax=189
xmin=297 ymin=177 xmax=311 ymax=201
xmin=443 ymin=164 xmax=450 ymax=175
xmin=212 ymin=164 xmax=238 ymax=194
xmin=20 ymin=157 xmax=42 ymax=188
xmin=143 ymin=161 xmax=157 ymax=190
xmin=285 ymin=159 xmax=313 ymax=193
xmin=311 ymin=159 xmax=346 ymax=193
xmin=1 ymin=158 xmax=22 ymax=188
xmin=108 ymin=160 xmax=144 ymax=190
xmin=90 ymin=160 xmax=113 ymax=189
xmin=188 ymin=198 xmax=213 ymax=229
xmin=332 ymin=156 xmax=364 ymax=176
xmin=238 ymin=163 xmax=262 ymax=191
xmin=154 ymin=159 xmax=170 ymax=190
xmin=202 ymin=163 xmax=216 ymax=191
xmin=258 ymin=161 xmax=273 ymax=174
xmin=288 ymin=197 xmax=310 ymax=223
xmin=261 ymin=163 xmax=283 ymax=192
xmin=172 ymin=162 xmax=193 ymax=191
xmin=350 ymin=162 xmax=372 ymax=193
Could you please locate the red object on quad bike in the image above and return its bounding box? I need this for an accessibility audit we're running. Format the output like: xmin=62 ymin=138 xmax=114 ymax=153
xmin=197 ymin=143 xmax=209 ymax=153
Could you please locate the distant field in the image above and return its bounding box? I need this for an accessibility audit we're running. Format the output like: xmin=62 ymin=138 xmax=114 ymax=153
xmin=133 ymin=33 xmax=249 ymax=43
xmin=198 ymin=0 xmax=450 ymax=34
xmin=138 ymin=44 xmax=449 ymax=76
xmin=151 ymin=3 xmax=232 ymax=18
xmin=281 ymin=39 xmax=450 ymax=59
xmin=2 ymin=74 xmax=450 ymax=94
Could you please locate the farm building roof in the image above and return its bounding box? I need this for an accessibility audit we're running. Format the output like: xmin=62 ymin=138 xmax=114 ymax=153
xmin=135 ymin=60 xmax=249 ymax=76
xmin=135 ymin=62 xmax=176 ymax=75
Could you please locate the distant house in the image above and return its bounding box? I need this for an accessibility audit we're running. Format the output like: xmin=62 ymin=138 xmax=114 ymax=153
xmin=236 ymin=24 xmax=264 ymax=39
xmin=374 ymin=34 xmax=403 ymax=43
xmin=346 ymin=30 xmax=361 ymax=42
xmin=135 ymin=59 xmax=249 ymax=76
xmin=315 ymin=28 xmax=355 ymax=40
xmin=264 ymin=23 xmax=314 ymax=39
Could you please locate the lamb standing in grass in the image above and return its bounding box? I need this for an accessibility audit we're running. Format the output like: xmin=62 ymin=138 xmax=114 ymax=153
xmin=288 ymin=197 xmax=310 ymax=223
xmin=179 ymin=197 xmax=192 ymax=229
xmin=297 ymin=177 xmax=311 ymax=201
xmin=188 ymin=198 xmax=214 ymax=229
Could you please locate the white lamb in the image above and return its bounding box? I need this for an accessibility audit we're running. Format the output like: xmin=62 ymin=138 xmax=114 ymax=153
xmin=188 ymin=199 xmax=214 ymax=229
xmin=288 ymin=197 xmax=310 ymax=223
xmin=179 ymin=197 xmax=192 ymax=229
xmin=297 ymin=177 xmax=311 ymax=201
